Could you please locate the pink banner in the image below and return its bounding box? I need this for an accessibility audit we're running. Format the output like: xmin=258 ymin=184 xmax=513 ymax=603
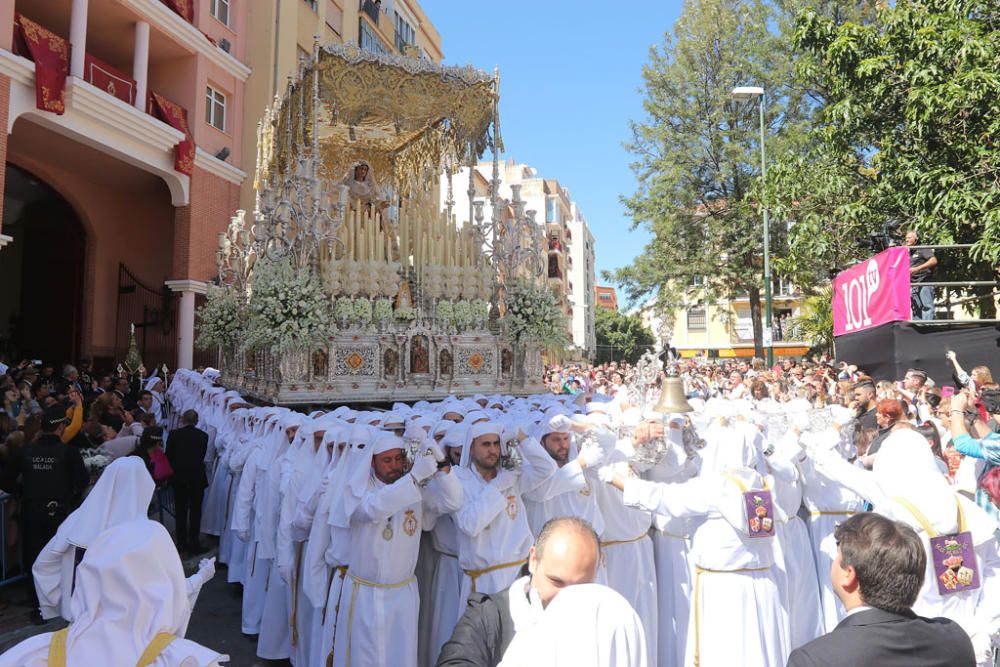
xmin=833 ymin=246 xmax=912 ymax=336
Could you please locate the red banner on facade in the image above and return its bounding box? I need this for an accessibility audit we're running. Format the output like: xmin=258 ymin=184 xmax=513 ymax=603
xmin=84 ymin=54 xmax=136 ymax=106
xmin=150 ymin=92 xmax=195 ymax=176
xmin=159 ymin=0 xmax=194 ymax=23
xmin=14 ymin=14 xmax=68 ymax=115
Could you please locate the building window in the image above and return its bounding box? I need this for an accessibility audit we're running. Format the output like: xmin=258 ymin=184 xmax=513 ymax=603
xmin=205 ymin=86 xmax=227 ymax=132
xmin=687 ymin=308 xmax=707 ymax=332
xmin=304 ymin=0 xmax=318 ymax=10
xmin=359 ymin=19 xmax=389 ymax=56
xmin=546 ymin=198 xmax=559 ymax=224
xmin=777 ymin=277 xmax=795 ymax=297
xmin=690 ymin=275 xmax=705 ymax=288
xmin=210 ymin=0 xmax=230 ymax=25
xmin=394 ymin=11 xmax=416 ymax=53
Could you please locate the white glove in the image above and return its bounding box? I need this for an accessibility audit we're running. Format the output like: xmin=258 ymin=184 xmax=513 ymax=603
xmin=236 ymin=530 xmax=250 ymax=543
xmin=186 ymin=557 xmax=216 ymax=611
xmin=403 ymin=421 xmax=427 ymax=442
xmin=548 ymin=414 xmax=573 ymax=432
xmin=197 ymin=557 xmax=216 ymax=583
xmin=410 ymin=452 xmax=438 ymax=483
xmin=577 ymin=443 xmax=605 ymax=469
xmin=597 ymin=465 xmax=617 ymax=485
xmin=418 ymin=441 xmax=445 ymax=463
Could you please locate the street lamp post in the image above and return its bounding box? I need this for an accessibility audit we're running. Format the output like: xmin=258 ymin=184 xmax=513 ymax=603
xmin=732 ymin=85 xmax=773 ymax=367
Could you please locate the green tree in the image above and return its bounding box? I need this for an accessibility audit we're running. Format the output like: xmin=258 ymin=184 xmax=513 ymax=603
xmin=789 ymin=286 xmax=835 ymax=356
xmin=609 ymin=0 xmax=808 ymax=358
xmin=594 ymin=308 xmax=656 ymax=365
xmin=769 ymin=0 xmax=1000 ymax=314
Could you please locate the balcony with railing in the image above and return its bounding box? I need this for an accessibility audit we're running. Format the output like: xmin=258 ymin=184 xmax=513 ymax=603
xmin=4 ymin=8 xmax=211 ymax=204
xmin=360 ymin=0 xmax=381 ymax=24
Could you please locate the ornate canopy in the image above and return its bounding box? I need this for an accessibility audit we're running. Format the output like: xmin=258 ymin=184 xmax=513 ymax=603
xmin=265 ymin=43 xmax=501 ymax=196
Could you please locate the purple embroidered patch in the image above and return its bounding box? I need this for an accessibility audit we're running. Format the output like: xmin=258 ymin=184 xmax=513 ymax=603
xmin=930 ymin=531 xmax=980 ymax=596
xmin=743 ymin=489 xmax=775 ymax=538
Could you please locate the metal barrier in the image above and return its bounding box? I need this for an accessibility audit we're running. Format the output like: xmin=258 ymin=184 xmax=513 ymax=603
xmin=0 ymin=491 xmax=27 ymax=587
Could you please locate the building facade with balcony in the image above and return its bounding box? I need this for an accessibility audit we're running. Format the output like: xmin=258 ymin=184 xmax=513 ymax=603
xmin=0 ymin=0 xmax=251 ymax=370
xmin=568 ymin=203 xmax=595 ymax=358
xmin=651 ymin=278 xmax=811 ymax=359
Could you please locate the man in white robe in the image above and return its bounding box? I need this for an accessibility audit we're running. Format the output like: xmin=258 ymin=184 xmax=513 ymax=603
xmin=3 ymin=519 xmax=226 ymax=666
xmin=32 ymin=456 xmax=154 ymax=621
xmin=452 ymin=421 xmax=559 ymax=608
xmin=330 ymin=432 xmax=461 ymax=667
xmin=605 ymin=419 xmax=789 ymax=667
xmin=808 ymin=428 xmax=1000 ymax=665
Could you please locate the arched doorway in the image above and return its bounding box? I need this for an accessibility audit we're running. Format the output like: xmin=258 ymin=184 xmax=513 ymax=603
xmin=0 ymin=164 xmax=85 ymax=365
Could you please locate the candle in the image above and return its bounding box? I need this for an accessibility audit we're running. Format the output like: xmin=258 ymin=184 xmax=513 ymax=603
xmin=218 ymin=232 xmax=227 ymax=249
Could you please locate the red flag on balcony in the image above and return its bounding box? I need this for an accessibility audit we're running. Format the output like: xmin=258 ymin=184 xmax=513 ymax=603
xmin=150 ymin=92 xmax=195 ymax=176
xmin=84 ymin=54 xmax=136 ymax=106
xmin=159 ymin=0 xmax=194 ymax=23
xmin=13 ymin=14 xmax=68 ymax=115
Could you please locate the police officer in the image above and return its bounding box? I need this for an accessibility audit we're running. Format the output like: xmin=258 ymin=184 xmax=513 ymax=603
xmin=2 ymin=403 xmax=88 ymax=623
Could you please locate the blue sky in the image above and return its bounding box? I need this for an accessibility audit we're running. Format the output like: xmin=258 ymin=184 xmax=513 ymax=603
xmin=420 ymin=0 xmax=684 ymax=287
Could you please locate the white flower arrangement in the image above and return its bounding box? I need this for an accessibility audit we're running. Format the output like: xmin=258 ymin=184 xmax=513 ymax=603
xmin=436 ymin=300 xmax=455 ymax=326
xmin=453 ymin=300 xmax=474 ymax=329
xmin=242 ymin=256 xmax=335 ymax=353
xmin=354 ymin=297 xmax=373 ymax=324
xmin=334 ymin=297 xmax=356 ymax=322
xmin=503 ymin=278 xmax=569 ymax=347
xmin=196 ymin=285 xmax=247 ymax=350
xmin=471 ymin=298 xmax=491 ymax=324
xmin=374 ymin=298 xmax=393 ymax=321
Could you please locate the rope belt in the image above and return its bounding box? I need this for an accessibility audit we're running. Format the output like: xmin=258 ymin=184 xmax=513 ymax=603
xmin=463 ymin=558 xmax=527 ymax=594
xmin=223 ymin=475 xmax=234 ymax=522
xmin=809 ymin=510 xmax=855 ymax=517
xmin=345 ymin=573 xmax=416 ymax=666
xmin=325 ymin=565 xmax=350 ymax=667
xmin=601 ymin=532 xmax=649 ymax=548
xmin=49 ymin=628 xmax=176 ymax=667
xmin=693 ymin=565 xmax=771 ymax=667
xmin=290 ymin=542 xmax=304 ymax=647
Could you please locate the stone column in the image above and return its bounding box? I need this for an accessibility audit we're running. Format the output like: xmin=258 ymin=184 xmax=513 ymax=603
xmin=69 ymin=0 xmax=89 ymax=79
xmin=133 ymin=21 xmax=150 ymax=110
xmin=165 ymin=279 xmax=207 ymax=369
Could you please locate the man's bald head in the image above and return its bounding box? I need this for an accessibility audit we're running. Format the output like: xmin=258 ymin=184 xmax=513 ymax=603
xmin=528 ymin=516 xmax=601 ymax=608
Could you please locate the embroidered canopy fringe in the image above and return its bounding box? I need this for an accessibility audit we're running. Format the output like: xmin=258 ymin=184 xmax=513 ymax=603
xmin=13 ymin=13 xmax=68 ymax=115
xmin=150 ymin=92 xmax=196 ymax=176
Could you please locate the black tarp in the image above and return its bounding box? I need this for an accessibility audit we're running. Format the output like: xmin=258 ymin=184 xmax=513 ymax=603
xmin=835 ymin=321 xmax=1000 ymax=386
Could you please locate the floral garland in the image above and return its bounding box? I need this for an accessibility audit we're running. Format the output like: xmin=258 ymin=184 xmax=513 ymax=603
xmin=243 ymin=256 xmax=334 ymax=353
xmin=374 ymin=298 xmax=393 ymax=321
xmin=502 ymin=278 xmax=568 ymax=347
xmin=196 ymin=285 xmax=247 ymax=350
xmin=436 ymin=300 xmax=455 ymax=326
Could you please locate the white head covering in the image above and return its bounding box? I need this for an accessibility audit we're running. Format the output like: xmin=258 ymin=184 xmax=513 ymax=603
xmin=698 ymin=422 xmax=755 ymax=476
xmin=65 ymin=519 xmax=222 ymax=665
xmin=459 ymin=421 xmax=504 ymax=467
xmin=373 ymin=432 xmax=404 ymax=455
xmin=499 ymin=583 xmax=647 ymax=667
xmin=328 ymin=426 xmax=377 ymax=528
xmin=875 ymin=429 xmax=996 ymax=543
xmin=62 ymin=457 xmax=154 ymax=549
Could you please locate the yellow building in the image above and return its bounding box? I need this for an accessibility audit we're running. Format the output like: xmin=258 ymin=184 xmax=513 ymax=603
xmin=238 ymin=0 xmax=443 ymax=212
xmin=649 ymin=280 xmax=812 ymax=359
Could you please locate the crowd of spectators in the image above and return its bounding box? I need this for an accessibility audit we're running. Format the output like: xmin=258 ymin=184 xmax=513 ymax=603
xmin=546 ymin=350 xmax=1000 ymax=505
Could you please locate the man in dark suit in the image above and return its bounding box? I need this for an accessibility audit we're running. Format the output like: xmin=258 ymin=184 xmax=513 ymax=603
xmin=165 ymin=409 xmax=208 ymax=554
xmin=787 ymin=512 xmax=975 ymax=667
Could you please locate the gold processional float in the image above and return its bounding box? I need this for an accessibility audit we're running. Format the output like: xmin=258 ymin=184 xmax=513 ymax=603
xmin=212 ymin=42 xmax=548 ymax=405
